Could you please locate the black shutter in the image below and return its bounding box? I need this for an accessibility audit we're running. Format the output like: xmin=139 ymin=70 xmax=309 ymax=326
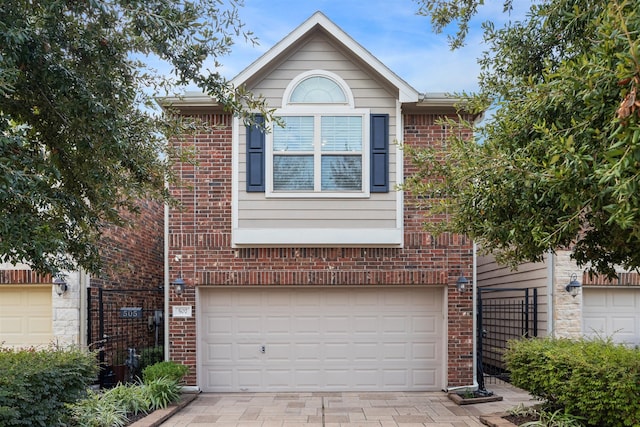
xmin=370 ymin=114 xmax=389 ymax=193
xmin=246 ymin=115 xmax=265 ymax=192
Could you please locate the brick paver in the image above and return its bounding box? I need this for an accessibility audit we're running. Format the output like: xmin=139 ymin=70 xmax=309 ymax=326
xmin=159 ymin=383 xmax=534 ymax=427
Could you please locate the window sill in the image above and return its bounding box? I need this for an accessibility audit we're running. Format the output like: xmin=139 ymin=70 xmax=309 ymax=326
xmin=232 ymin=228 xmax=402 ymax=247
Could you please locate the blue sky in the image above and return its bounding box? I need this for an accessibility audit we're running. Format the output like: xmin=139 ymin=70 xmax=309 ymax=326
xmin=213 ymin=0 xmax=532 ymax=94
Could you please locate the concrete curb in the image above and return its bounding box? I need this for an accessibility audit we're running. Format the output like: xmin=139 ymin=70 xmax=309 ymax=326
xmin=129 ymin=393 xmax=198 ymax=427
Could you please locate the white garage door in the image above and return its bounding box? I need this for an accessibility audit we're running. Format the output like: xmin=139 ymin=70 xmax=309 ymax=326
xmin=0 ymin=285 xmax=53 ymax=348
xmin=199 ymin=287 xmax=444 ymax=392
xmin=583 ymin=287 xmax=640 ymax=347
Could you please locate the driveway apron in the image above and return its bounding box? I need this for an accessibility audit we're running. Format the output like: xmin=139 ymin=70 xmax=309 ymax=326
xmin=159 ymin=383 xmax=534 ymax=427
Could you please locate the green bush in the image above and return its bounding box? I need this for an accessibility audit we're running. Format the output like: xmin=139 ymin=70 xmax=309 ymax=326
xmin=0 ymin=345 xmax=99 ymax=426
xmin=505 ymin=337 xmax=640 ymax=427
xmin=142 ymin=360 xmax=189 ymax=383
xmin=102 ymin=383 xmax=150 ymax=416
xmin=142 ymin=377 xmax=181 ymax=410
xmin=69 ymin=389 xmax=128 ymax=427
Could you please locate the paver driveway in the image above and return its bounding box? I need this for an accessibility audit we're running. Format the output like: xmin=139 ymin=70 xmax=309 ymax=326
xmin=160 ymin=383 xmax=534 ymax=427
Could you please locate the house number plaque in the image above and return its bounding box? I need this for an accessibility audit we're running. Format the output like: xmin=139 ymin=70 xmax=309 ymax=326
xmin=119 ymin=307 xmax=143 ymax=319
xmin=172 ymin=305 xmax=192 ymax=318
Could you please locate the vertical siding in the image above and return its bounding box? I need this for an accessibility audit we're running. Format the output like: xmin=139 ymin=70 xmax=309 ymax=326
xmin=237 ymin=30 xmax=398 ymax=230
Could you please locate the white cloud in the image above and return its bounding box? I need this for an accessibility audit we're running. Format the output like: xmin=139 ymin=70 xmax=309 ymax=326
xmin=170 ymin=0 xmax=534 ymax=94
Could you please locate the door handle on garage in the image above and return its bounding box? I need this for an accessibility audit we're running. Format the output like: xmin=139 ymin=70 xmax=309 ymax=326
xmin=260 ymin=345 xmax=265 ymax=353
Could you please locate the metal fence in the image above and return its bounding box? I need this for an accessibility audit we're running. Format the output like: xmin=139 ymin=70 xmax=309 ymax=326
xmin=87 ymin=287 xmax=164 ymax=387
xmin=477 ymin=287 xmax=538 ymax=388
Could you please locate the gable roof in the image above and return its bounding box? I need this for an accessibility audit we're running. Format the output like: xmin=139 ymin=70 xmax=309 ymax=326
xmin=231 ymin=11 xmax=421 ymax=104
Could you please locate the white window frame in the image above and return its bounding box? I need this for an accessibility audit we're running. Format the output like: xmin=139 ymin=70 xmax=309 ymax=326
xmin=266 ymin=108 xmax=370 ymax=198
xmin=266 ymin=71 xmax=370 ymax=198
xmin=282 ymin=70 xmax=355 ymax=107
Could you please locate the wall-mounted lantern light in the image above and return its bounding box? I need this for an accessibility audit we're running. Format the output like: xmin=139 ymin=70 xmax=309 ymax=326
xmin=53 ymin=277 xmax=68 ymax=296
xmin=565 ymin=273 xmax=581 ymax=298
xmin=172 ymin=277 xmax=186 ymax=296
xmin=455 ymin=274 xmax=469 ymax=293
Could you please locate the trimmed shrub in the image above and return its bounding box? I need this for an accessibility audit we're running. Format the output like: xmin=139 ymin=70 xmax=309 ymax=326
xmin=0 ymin=345 xmax=99 ymax=426
xmin=142 ymin=360 xmax=189 ymax=383
xmin=505 ymin=337 xmax=640 ymax=427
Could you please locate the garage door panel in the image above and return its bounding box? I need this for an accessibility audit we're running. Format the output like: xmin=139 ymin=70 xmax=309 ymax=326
xmin=238 ymin=369 xmax=262 ymax=387
xmin=325 ymin=316 xmax=349 ymax=333
xmin=414 ymin=315 xmax=438 ymax=333
xmin=0 ymin=286 xmax=52 ymax=347
xmin=382 ymin=342 xmax=408 ymax=360
xmin=382 ymin=316 xmax=407 ymax=333
xmin=265 ymin=370 xmax=292 ymax=387
xmin=383 ymin=369 xmax=407 ymax=386
xmin=208 ymin=369 xmax=233 ymax=388
xmin=267 ymin=343 xmax=292 ymax=361
xmin=612 ymin=292 xmax=635 ymax=307
xmin=353 ymin=343 xmax=377 ymax=361
xmin=296 ymin=316 xmax=321 ymax=333
xmin=353 ymin=369 xmax=377 ymax=387
xmin=325 ymin=343 xmax=349 ymax=361
xmin=326 ymin=370 xmax=350 ymax=387
xmin=413 ymin=343 xmax=437 ymax=360
xmin=295 ymin=343 xmax=322 ymax=361
xmin=199 ymin=287 xmax=444 ymax=391
xmin=583 ymin=288 xmax=640 ymax=347
xmin=414 ymin=369 xmax=436 ymax=387
xmin=354 ymin=316 xmax=378 ymax=333
xmin=266 ymin=316 xmax=290 ymax=333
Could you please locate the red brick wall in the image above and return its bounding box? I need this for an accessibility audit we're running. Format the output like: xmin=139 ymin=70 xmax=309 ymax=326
xmin=582 ymin=271 xmax=640 ymax=286
xmin=0 ymin=270 xmax=51 ymax=284
xmin=91 ymin=199 xmax=164 ymax=290
xmin=168 ymin=113 xmax=474 ymax=387
xmin=88 ymin=199 xmax=165 ymax=362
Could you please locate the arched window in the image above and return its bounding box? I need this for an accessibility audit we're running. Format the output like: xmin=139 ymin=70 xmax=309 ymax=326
xmin=283 ymin=70 xmax=354 ymax=107
xmin=289 ymin=76 xmax=347 ymax=103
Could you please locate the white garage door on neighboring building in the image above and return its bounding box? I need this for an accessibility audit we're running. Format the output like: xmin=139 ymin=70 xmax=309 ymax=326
xmin=583 ymin=287 xmax=640 ymax=347
xmin=199 ymin=287 xmax=444 ymax=392
xmin=0 ymin=285 xmax=53 ymax=347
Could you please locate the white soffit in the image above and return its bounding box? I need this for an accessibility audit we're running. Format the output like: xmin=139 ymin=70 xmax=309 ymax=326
xmin=231 ymin=11 xmax=420 ymax=103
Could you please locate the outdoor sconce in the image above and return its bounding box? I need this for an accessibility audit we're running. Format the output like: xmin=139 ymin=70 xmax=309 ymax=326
xmin=565 ymin=273 xmax=581 ymax=298
xmin=172 ymin=277 xmax=186 ymax=296
xmin=455 ymin=275 xmax=469 ymax=293
xmin=53 ymin=277 xmax=68 ymax=296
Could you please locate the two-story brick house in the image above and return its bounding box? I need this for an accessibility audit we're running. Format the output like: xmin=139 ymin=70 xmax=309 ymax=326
xmin=164 ymin=12 xmax=477 ymax=392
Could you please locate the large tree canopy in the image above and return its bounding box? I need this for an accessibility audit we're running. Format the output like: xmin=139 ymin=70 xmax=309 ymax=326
xmin=407 ymin=0 xmax=640 ymax=277
xmin=0 ymin=0 xmax=266 ymax=274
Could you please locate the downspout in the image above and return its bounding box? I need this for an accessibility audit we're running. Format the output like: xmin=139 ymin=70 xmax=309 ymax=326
xmin=547 ymin=250 xmax=555 ymax=336
xmin=445 ymin=241 xmax=479 ymax=392
xmin=78 ymin=269 xmax=88 ymax=347
xmin=164 ymin=201 xmax=170 ymax=361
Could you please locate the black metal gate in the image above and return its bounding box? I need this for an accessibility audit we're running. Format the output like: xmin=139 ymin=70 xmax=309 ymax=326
xmin=87 ymin=287 xmax=164 ymax=387
xmin=477 ymin=287 xmax=538 ymax=389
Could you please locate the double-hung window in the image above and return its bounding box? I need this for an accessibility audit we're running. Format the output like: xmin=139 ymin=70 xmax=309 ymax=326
xmin=272 ymin=114 xmax=366 ymax=193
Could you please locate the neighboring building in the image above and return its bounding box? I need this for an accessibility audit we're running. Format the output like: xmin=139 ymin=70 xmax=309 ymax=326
xmin=0 ymin=199 xmax=164 ymax=366
xmin=163 ymin=12 xmax=477 ymax=392
xmin=478 ymin=250 xmax=640 ymax=350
